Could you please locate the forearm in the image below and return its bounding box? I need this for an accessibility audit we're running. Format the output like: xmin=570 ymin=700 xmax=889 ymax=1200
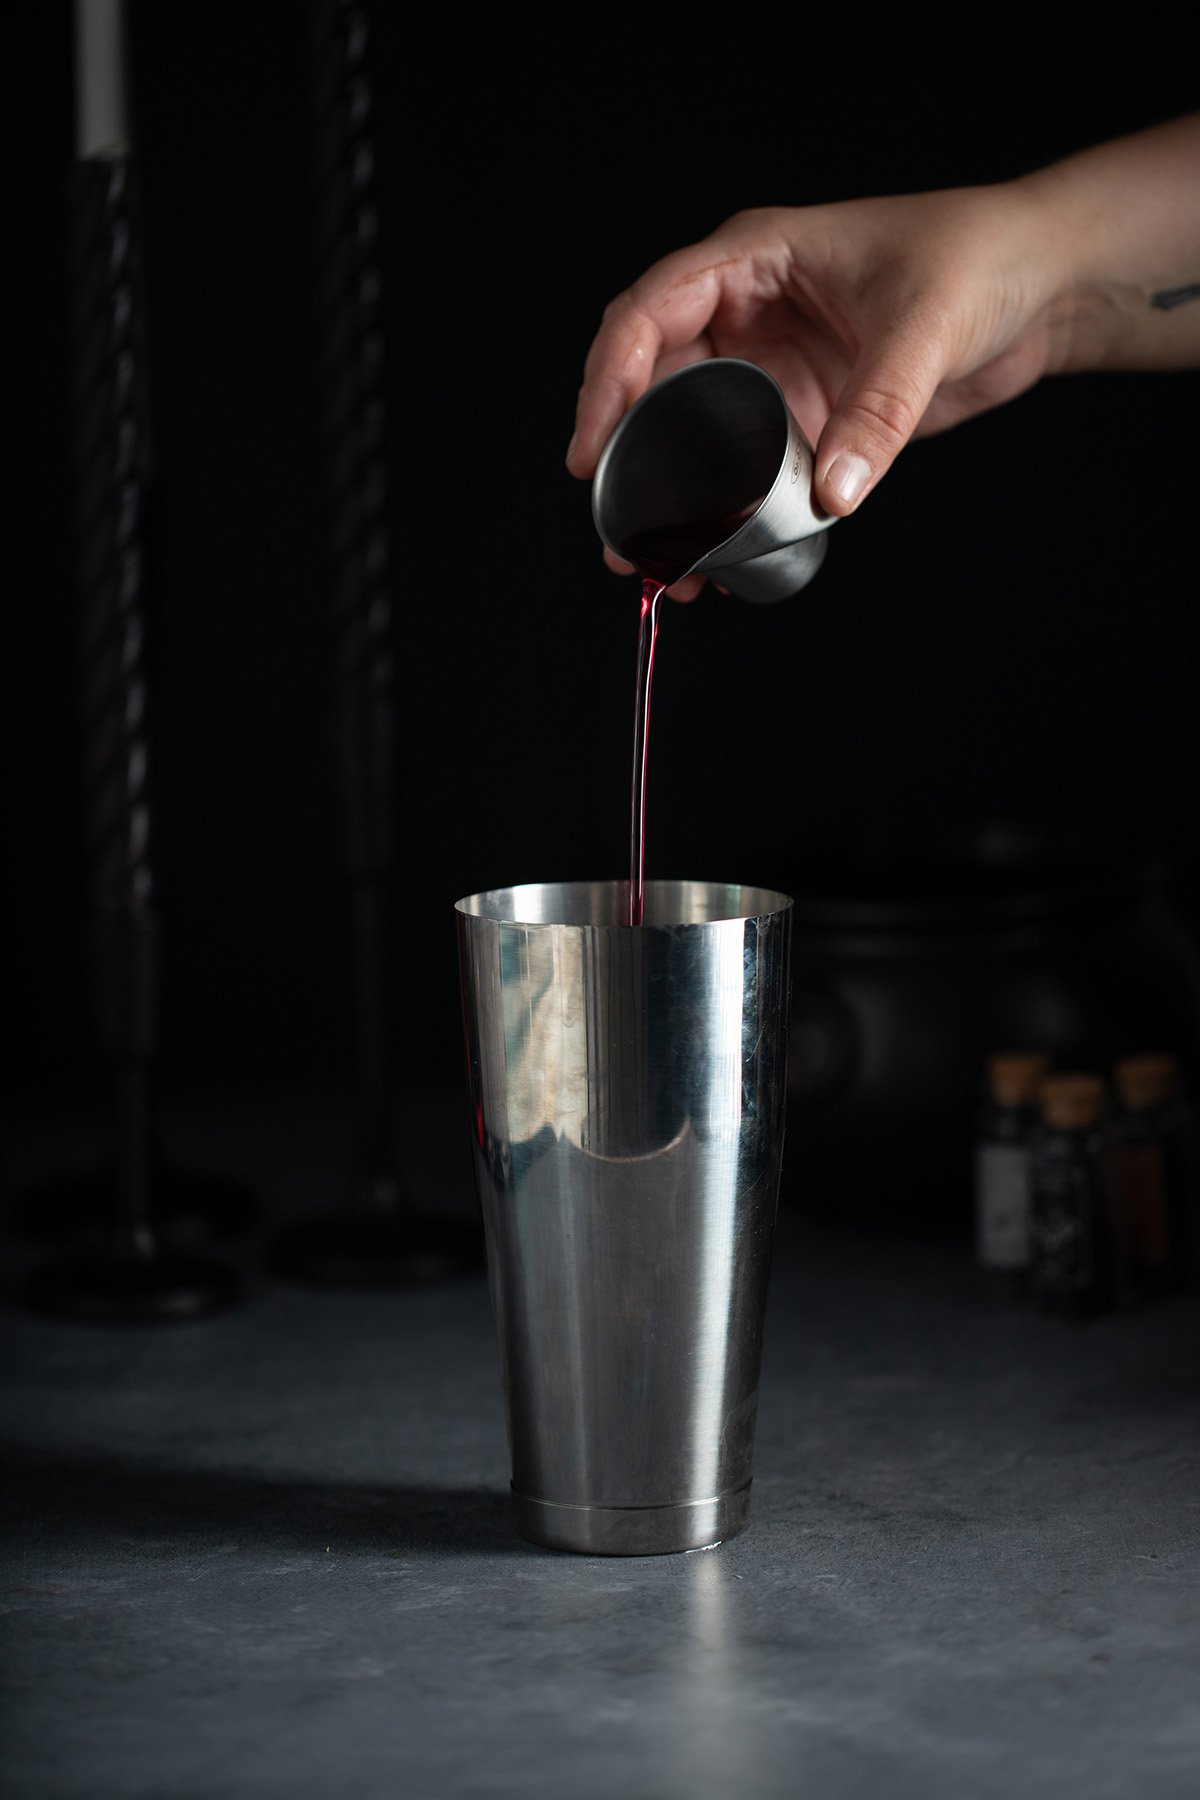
xmin=1017 ymin=112 xmax=1200 ymax=372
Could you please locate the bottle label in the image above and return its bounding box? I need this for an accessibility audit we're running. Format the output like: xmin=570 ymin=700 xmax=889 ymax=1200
xmin=975 ymin=1143 xmax=1032 ymax=1270
xmin=1033 ymin=1163 xmax=1093 ymax=1291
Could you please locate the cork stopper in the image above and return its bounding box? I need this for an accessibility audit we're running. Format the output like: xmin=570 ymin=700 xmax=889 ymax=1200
xmin=1040 ymin=1073 xmax=1106 ymax=1131
xmin=1114 ymin=1053 xmax=1179 ymax=1111
xmin=986 ymin=1052 xmax=1051 ymax=1108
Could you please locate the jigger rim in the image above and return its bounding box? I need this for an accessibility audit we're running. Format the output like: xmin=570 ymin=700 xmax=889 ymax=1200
xmin=455 ymin=878 xmax=794 ymax=929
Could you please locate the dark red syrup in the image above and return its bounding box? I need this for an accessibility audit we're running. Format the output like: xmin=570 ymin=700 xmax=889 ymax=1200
xmin=619 ymin=501 xmax=762 ymax=926
xmin=628 ymin=578 xmax=663 ymax=926
xmin=617 ymin=502 xmax=762 ymax=590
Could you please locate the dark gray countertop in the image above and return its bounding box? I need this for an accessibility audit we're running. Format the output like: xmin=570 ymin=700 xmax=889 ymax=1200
xmin=3 ymin=1084 xmax=1200 ymax=1799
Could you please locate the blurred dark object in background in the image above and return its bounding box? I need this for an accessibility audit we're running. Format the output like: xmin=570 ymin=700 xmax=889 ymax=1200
xmin=264 ymin=0 xmax=482 ymax=1287
xmin=16 ymin=0 xmax=247 ymax=1318
xmin=776 ymin=822 xmax=1200 ymax=1232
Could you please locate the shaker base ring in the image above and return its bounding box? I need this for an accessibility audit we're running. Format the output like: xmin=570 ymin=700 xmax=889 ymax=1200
xmin=511 ymin=1481 xmax=751 ymax=1557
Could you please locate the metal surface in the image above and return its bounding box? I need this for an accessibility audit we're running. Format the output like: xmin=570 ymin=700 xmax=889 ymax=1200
xmin=591 ymin=358 xmax=834 ymax=602
xmin=456 ymin=879 xmax=793 ymax=1554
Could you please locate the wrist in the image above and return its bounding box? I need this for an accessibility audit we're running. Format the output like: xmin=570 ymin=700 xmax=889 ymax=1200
xmin=1006 ymin=164 xmax=1130 ymax=374
xmin=1010 ymin=115 xmax=1200 ymax=373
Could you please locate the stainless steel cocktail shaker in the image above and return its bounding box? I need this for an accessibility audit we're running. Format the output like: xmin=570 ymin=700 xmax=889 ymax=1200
xmin=456 ymin=879 xmax=793 ymax=1555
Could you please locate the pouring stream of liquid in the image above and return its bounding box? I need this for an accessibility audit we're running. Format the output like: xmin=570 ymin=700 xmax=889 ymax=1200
xmin=628 ymin=578 xmax=664 ymax=927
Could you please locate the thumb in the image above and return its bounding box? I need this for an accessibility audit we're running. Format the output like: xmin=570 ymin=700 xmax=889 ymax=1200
xmin=814 ymin=319 xmax=947 ymax=516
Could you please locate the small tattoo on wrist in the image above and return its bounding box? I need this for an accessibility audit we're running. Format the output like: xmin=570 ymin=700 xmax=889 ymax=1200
xmin=1150 ymin=281 xmax=1200 ymax=311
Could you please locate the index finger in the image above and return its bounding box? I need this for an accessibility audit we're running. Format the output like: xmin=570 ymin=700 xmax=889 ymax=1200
xmin=565 ymin=241 xmax=730 ymax=478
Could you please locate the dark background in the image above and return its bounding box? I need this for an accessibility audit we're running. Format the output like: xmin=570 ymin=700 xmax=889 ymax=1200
xmin=8 ymin=7 xmax=1200 ymax=1109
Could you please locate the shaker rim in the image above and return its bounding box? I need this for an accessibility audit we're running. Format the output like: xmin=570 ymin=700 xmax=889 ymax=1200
xmin=455 ymin=878 xmax=794 ymax=928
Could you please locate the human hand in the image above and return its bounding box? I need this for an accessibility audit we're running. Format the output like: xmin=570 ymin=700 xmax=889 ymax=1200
xmin=566 ymin=181 xmax=1075 ymax=600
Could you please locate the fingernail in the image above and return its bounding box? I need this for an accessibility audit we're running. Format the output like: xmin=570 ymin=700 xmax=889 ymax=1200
xmin=566 ymin=431 xmax=579 ymax=465
xmin=825 ymin=452 xmax=871 ymax=509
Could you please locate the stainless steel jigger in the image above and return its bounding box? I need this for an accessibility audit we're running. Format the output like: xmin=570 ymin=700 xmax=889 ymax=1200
xmin=456 ymin=880 xmax=793 ymax=1555
xmin=592 ymin=357 xmax=835 ymax=602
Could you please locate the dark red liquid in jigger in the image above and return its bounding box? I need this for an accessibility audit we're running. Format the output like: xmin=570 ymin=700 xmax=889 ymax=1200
xmin=620 ymin=504 xmax=761 ymax=926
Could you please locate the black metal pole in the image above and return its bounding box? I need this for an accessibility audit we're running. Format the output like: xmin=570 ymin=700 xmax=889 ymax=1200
xmin=268 ymin=0 xmax=480 ymax=1284
xmin=25 ymin=0 xmax=241 ymax=1319
xmin=319 ymin=0 xmax=400 ymax=1213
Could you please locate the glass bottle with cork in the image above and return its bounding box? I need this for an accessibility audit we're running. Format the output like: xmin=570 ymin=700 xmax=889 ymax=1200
xmin=973 ymin=1052 xmax=1050 ymax=1299
xmin=1106 ymin=1053 xmax=1197 ymax=1298
xmin=1031 ymin=1073 xmax=1123 ymax=1319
